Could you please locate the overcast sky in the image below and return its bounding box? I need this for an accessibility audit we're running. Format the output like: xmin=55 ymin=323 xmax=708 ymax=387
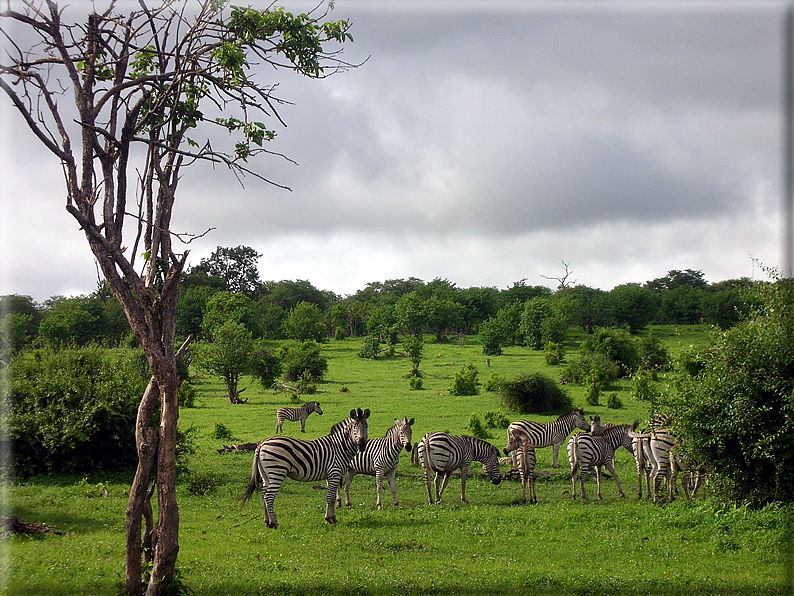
xmin=0 ymin=0 xmax=789 ymax=303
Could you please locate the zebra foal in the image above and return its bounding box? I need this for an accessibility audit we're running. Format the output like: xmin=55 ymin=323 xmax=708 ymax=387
xmin=242 ymin=408 xmax=370 ymax=528
xmin=504 ymin=433 xmax=536 ymax=503
xmin=418 ymin=432 xmax=502 ymax=504
xmin=567 ymin=418 xmax=638 ymax=500
xmin=338 ymin=416 xmax=415 ymax=510
xmin=506 ymin=409 xmax=590 ymax=468
xmin=275 ymin=401 xmax=323 ymax=433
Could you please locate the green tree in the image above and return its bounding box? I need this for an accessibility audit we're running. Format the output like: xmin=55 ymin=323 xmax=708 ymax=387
xmin=394 ymin=291 xmax=427 ymax=337
xmin=0 ymin=312 xmax=33 ymax=360
xmin=608 ymin=283 xmax=658 ymax=333
xmin=660 ymin=278 xmax=794 ymax=505
xmin=201 ymin=291 xmax=260 ymax=338
xmin=250 ymin=342 xmax=282 ymax=391
xmin=282 ymin=301 xmax=326 ymax=342
xmin=450 ymin=364 xmax=480 ymax=396
xmin=402 ymin=334 xmax=424 ymax=376
xmin=193 ymin=321 xmax=253 ymax=404
xmin=519 ymin=296 xmax=566 ymax=350
xmin=190 ymin=245 xmax=262 ymax=295
xmin=278 ymin=340 xmax=328 ymax=383
xmin=0 ymin=2 xmax=355 ymax=591
xmin=38 ymin=295 xmax=105 ymax=347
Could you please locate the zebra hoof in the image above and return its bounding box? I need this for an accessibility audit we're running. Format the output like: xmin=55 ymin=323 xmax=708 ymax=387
xmin=326 ymin=516 xmax=338 ymax=524
xmin=346 ymin=503 xmax=353 ymax=509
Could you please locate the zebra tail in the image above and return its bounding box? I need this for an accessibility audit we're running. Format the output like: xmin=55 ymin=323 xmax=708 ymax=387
xmin=240 ymin=443 xmax=262 ymax=505
xmin=570 ymin=434 xmax=581 ymax=476
xmin=420 ymin=434 xmax=435 ymax=472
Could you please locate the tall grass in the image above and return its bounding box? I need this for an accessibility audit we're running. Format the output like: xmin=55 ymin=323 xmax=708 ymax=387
xmin=4 ymin=328 xmax=792 ymax=595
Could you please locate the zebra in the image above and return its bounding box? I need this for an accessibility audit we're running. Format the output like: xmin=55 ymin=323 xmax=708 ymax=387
xmin=418 ymin=432 xmax=502 ymax=504
xmin=275 ymin=401 xmax=323 ymax=434
xmin=504 ymin=433 xmax=536 ymax=503
xmin=241 ymin=408 xmax=370 ymax=528
xmin=567 ymin=420 xmax=639 ymax=500
xmin=506 ymin=409 xmax=590 ymax=468
xmin=337 ymin=416 xmax=415 ymax=510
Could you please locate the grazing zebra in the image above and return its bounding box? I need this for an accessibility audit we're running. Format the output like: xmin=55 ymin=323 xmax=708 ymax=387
xmin=506 ymin=409 xmax=590 ymax=468
xmin=241 ymin=408 xmax=370 ymax=528
xmin=418 ymin=432 xmax=502 ymax=504
xmin=668 ymin=444 xmax=707 ymax=501
xmin=275 ymin=401 xmax=323 ymax=433
xmin=504 ymin=433 xmax=536 ymax=503
xmin=567 ymin=420 xmax=639 ymax=500
xmin=337 ymin=416 xmax=415 ymax=510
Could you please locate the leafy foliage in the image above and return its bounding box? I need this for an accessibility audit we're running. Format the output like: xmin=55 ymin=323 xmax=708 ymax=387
xmin=449 ymin=364 xmax=480 ymax=396
xmin=278 ymin=340 xmax=328 ymax=382
xmin=467 ymin=414 xmax=491 ymax=439
xmin=250 ymin=342 xmax=282 ymax=390
xmin=282 ymin=301 xmax=326 ymax=342
xmin=193 ymin=321 xmax=253 ymax=402
xmin=497 ymin=372 xmax=572 ymax=414
xmin=6 ymin=346 xmax=148 ymax=476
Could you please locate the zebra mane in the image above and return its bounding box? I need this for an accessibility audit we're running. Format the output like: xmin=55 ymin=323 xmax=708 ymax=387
xmin=303 ymin=401 xmax=319 ymax=408
xmin=329 ymin=417 xmax=353 ymax=435
xmin=561 ymin=408 xmax=584 ymax=420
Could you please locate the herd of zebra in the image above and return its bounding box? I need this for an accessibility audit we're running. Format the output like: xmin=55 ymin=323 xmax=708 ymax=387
xmin=241 ymin=401 xmax=706 ymax=528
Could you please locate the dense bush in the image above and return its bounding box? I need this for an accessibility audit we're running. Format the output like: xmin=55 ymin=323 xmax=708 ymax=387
xmin=560 ymin=352 xmax=619 ymax=387
xmin=357 ymin=334 xmax=380 ymax=359
xmin=449 ymin=364 xmax=480 ymax=396
xmin=467 ymin=413 xmax=491 ymax=439
xmin=497 ymin=372 xmax=572 ymax=414
xmin=484 ymin=410 xmax=510 ymax=429
xmin=278 ymin=340 xmax=328 ymax=382
xmin=250 ymin=342 xmax=282 ymax=390
xmin=637 ymin=330 xmax=671 ymax=371
xmin=659 ymin=279 xmax=794 ymax=505
xmin=582 ymin=327 xmax=639 ymax=375
xmin=544 ymin=341 xmax=565 ymax=365
xmin=6 ymin=346 xmax=148 ymax=476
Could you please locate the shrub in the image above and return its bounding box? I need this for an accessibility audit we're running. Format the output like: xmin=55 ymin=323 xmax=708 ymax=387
xmin=208 ymin=422 xmax=234 ymax=441
xmin=467 ymin=414 xmax=491 ymax=439
xmin=296 ymin=371 xmax=317 ymax=395
xmin=402 ymin=335 xmax=424 ymax=376
xmin=497 ymin=372 xmax=572 ymax=414
xmin=282 ymin=301 xmax=326 ymax=342
xmin=631 ymin=369 xmax=657 ymax=402
xmin=178 ymin=381 xmax=197 ymax=408
xmin=278 ymin=340 xmax=328 ymax=382
xmin=637 ymin=330 xmax=671 ymax=371
xmin=658 ymin=278 xmax=794 ymax=505
xmin=250 ymin=342 xmax=282 ymax=390
xmin=561 ymin=352 xmax=619 ymax=386
xmin=484 ymin=410 xmax=510 ymax=429
xmin=357 ymin=334 xmax=380 ymax=359
xmin=334 ymin=326 xmax=347 ymax=340
xmin=409 ymin=376 xmax=423 ymax=391
xmin=606 ymin=392 xmax=623 ymax=409
xmin=7 ymin=346 xmax=148 ymax=476
xmin=184 ymin=473 xmax=218 ymax=496
xmin=449 ymin=364 xmax=479 ymax=396
xmin=544 ymin=341 xmax=565 ymax=365
xmin=582 ymin=327 xmax=639 ymax=376
xmin=479 ymin=318 xmax=503 ymax=356
xmin=483 ymin=374 xmax=504 ymax=393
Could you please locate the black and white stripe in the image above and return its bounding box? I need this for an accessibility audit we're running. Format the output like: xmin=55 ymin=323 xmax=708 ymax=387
xmin=242 ymin=408 xmax=370 ymax=528
xmin=567 ymin=420 xmax=639 ymax=500
xmin=275 ymin=401 xmax=323 ymax=433
xmin=338 ymin=416 xmax=415 ymax=510
xmin=507 ymin=409 xmax=590 ymax=467
xmin=418 ymin=432 xmax=502 ymax=504
xmin=504 ymin=433 xmax=536 ymax=503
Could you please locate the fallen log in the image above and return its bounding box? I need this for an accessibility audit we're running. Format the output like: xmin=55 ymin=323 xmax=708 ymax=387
xmin=217 ymin=442 xmax=258 ymax=454
xmin=1 ymin=516 xmax=64 ymax=536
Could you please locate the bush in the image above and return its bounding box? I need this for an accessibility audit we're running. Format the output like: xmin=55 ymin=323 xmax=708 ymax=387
xmin=479 ymin=318 xmax=503 ymax=356
xmin=561 ymin=352 xmax=619 ymax=386
xmin=631 ymin=369 xmax=657 ymax=402
xmin=544 ymin=341 xmax=565 ymax=365
xmin=296 ymin=371 xmax=317 ymax=395
xmin=449 ymin=364 xmax=479 ymax=396
xmin=278 ymin=340 xmax=328 ymax=382
xmin=250 ymin=342 xmax=281 ymax=390
xmin=637 ymin=330 xmax=671 ymax=371
xmin=7 ymin=346 xmax=148 ymax=476
xmin=357 ymin=334 xmax=380 ymax=359
xmin=497 ymin=372 xmax=572 ymax=414
xmin=606 ymin=392 xmax=623 ymax=409
xmin=467 ymin=414 xmax=491 ymax=439
xmin=409 ymin=376 xmax=423 ymax=390
xmin=178 ymin=381 xmax=197 ymax=408
xmin=582 ymin=327 xmax=639 ymax=376
xmin=658 ymin=278 xmax=794 ymax=505
xmin=484 ymin=410 xmax=510 ymax=429
xmin=334 ymin=326 xmax=348 ymax=340
xmin=208 ymin=422 xmax=233 ymax=441
xmin=483 ymin=374 xmax=504 ymax=393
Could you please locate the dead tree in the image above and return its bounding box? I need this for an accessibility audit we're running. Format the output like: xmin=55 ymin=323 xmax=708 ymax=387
xmin=1 ymin=2 xmax=354 ymax=594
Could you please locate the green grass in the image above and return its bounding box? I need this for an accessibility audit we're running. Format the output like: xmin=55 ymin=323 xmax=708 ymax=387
xmin=4 ymin=328 xmax=793 ymax=595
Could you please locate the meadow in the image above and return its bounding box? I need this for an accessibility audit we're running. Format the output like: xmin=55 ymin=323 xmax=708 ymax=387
xmin=4 ymin=327 xmax=793 ymax=595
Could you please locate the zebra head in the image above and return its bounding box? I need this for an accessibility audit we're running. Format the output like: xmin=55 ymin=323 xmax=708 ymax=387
xmin=482 ymin=443 xmax=502 ymax=485
xmin=349 ymin=408 xmax=371 ymax=452
xmin=503 ymin=431 xmax=524 ymax=456
xmin=589 ymin=414 xmax=605 ymax=436
xmin=394 ymin=417 xmax=415 ymax=452
xmin=571 ymin=408 xmax=590 ymax=432
xmin=310 ymin=401 xmax=323 ymax=416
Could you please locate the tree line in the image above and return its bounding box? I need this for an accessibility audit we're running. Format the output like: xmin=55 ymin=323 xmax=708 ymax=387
xmin=0 ymin=246 xmax=756 ymax=358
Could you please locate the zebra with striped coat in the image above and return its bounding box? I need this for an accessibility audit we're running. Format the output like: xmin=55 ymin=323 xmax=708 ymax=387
xmin=242 ymin=408 xmax=370 ymax=528
xmin=418 ymin=432 xmax=502 ymax=504
xmin=504 ymin=433 xmax=537 ymax=503
xmin=338 ymin=416 xmax=415 ymax=510
xmin=275 ymin=401 xmax=323 ymax=434
xmin=507 ymin=409 xmax=590 ymax=468
xmin=567 ymin=419 xmax=639 ymax=500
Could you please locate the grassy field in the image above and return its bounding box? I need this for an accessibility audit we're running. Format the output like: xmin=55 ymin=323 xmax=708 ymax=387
xmin=4 ymin=327 xmax=793 ymax=595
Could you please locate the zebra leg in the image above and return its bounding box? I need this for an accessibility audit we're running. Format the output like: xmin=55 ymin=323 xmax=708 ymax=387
xmin=529 ymin=471 xmax=536 ymax=504
xmin=375 ymin=469 xmax=385 ymax=510
xmin=262 ymin=470 xmax=283 ymax=529
xmin=578 ymin=466 xmax=589 ymax=501
xmin=424 ymin=467 xmax=435 ymax=505
xmin=594 ymin=465 xmax=603 ymax=500
xmin=437 ymin=472 xmax=453 ymax=503
xmin=459 ymin=464 xmax=470 ymax=504
xmin=275 ymin=418 xmax=283 ymax=434
xmin=551 ymin=442 xmax=561 ymax=468
xmin=300 ymin=417 xmax=306 ymax=433
xmin=325 ymin=472 xmax=342 ymax=524
xmin=342 ymin=470 xmax=354 ymax=508
xmin=604 ymin=461 xmax=624 ymax=498
xmin=385 ymin=469 xmax=399 ymax=507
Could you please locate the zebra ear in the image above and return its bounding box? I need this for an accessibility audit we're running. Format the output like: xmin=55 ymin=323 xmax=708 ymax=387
xmin=363 ymin=408 xmax=371 ymax=419
xmin=408 ymin=417 xmax=415 ymax=426
xmin=350 ymin=409 xmax=357 ymax=419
